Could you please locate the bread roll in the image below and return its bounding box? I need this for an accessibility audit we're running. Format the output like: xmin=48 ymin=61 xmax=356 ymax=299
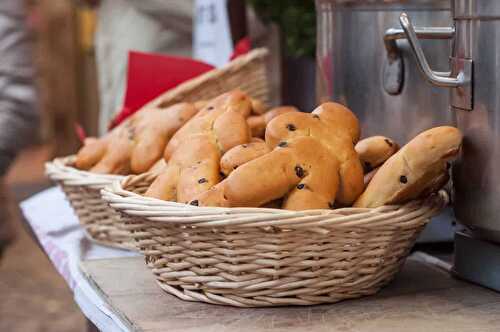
xmin=220 ymin=141 xmax=271 ymax=176
xmin=354 ymin=126 xmax=462 ymax=208
xmin=355 ymin=136 xmax=399 ymax=172
xmin=251 ymin=137 xmax=264 ymax=143
xmin=191 ymin=136 xmax=340 ymax=210
xmin=145 ymin=90 xmax=252 ymax=202
xmin=75 ymin=102 xmax=198 ymax=174
xmin=84 ymin=126 xmax=133 ymax=174
xmin=130 ymin=103 xmax=199 ymax=173
xmin=164 ymin=90 xmax=252 ymax=161
xmin=250 ymin=98 xmax=268 ymax=115
xmin=265 ymin=102 xmax=363 ymax=206
xmin=147 ymin=158 xmax=166 ymax=174
xmin=247 ymin=106 xmax=299 ymax=138
xmin=194 ymin=100 xmax=209 ymax=110
xmin=419 ymin=168 xmax=450 ymax=198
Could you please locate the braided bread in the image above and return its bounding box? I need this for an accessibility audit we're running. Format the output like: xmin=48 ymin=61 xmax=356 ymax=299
xmin=265 ymin=102 xmax=363 ymax=206
xmin=75 ymin=103 xmax=198 ymax=174
xmin=354 ymin=126 xmax=462 ymax=208
xmin=250 ymin=98 xmax=268 ymax=115
xmin=220 ymin=141 xmax=271 ymax=176
xmin=191 ymin=102 xmax=362 ymax=210
xmin=247 ymin=106 xmax=299 ymax=138
xmin=192 ymin=136 xmax=340 ymax=210
xmin=145 ymin=90 xmax=252 ymax=202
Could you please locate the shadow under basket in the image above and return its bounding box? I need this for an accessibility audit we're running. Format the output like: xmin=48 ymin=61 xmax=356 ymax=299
xmin=44 ymin=48 xmax=270 ymax=250
xmin=102 ymin=174 xmax=448 ymax=307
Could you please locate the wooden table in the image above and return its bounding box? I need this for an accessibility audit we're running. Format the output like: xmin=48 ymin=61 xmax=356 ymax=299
xmin=80 ymin=255 xmax=500 ymax=332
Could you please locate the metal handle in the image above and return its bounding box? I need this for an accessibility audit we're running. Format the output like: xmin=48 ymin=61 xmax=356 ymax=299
xmin=399 ymin=13 xmax=470 ymax=88
xmin=384 ymin=26 xmax=455 ymax=59
xmin=383 ymin=18 xmax=455 ymax=95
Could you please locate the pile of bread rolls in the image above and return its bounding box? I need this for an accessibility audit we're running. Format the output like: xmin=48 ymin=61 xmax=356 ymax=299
xmin=75 ymin=90 xmax=462 ymax=209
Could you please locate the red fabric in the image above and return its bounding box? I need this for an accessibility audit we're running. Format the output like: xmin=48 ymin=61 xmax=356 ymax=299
xmin=230 ymin=37 xmax=251 ymax=61
xmin=109 ymin=38 xmax=252 ymax=130
xmin=109 ymin=51 xmax=214 ymax=129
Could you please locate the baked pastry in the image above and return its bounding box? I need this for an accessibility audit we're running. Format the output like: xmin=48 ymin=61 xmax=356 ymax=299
xmin=75 ymin=102 xmax=198 ymax=174
xmin=163 ymin=90 xmax=252 ymax=161
xmin=75 ymin=129 xmax=133 ymax=174
xmin=250 ymin=98 xmax=268 ymax=115
xmin=265 ymin=102 xmax=364 ymax=206
xmin=145 ymin=90 xmax=252 ymax=202
xmin=148 ymin=158 xmax=167 ymax=174
xmin=354 ymin=126 xmax=462 ymax=208
xmin=355 ymin=136 xmax=399 ymax=172
xmin=192 ymin=136 xmax=340 ymax=210
xmin=247 ymin=106 xmax=299 ymax=138
xmin=220 ymin=141 xmax=271 ymax=176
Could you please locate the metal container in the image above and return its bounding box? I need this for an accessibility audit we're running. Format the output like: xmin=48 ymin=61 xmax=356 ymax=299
xmin=395 ymin=0 xmax=500 ymax=243
xmin=315 ymin=0 xmax=455 ymax=243
xmin=315 ymin=0 xmax=452 ymax=144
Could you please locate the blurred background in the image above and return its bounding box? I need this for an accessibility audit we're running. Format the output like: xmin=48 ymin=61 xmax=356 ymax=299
xmin=1 ymin=1 xmax=316 ymax=331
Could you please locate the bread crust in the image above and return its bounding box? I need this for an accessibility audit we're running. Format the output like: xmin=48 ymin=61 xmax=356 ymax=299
xmin=145 ymin=90 xmax=252 ymax=202
xmin=354 ymin=126 xmax=462 ymax=208
xmin=192 ymin=136 xmax=340 ymax=209
xmin=265 ymin=102 xmax=363 ymax=206
xmin=220 ymin=141 xmax=271 ymax=176
xmin=355 ymin=136 xmax=399 ymax=172
xmin=75 ymin=102 xmax=198 ymax=174
xmin=247 ymin=106 xmax=298 ymax=138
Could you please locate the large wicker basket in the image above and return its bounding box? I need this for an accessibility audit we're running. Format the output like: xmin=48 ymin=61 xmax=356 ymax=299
xmin=101 ymin=174 xmax=448 ymax=307
xmin=45 ymin=48 xmax=270 ymax=250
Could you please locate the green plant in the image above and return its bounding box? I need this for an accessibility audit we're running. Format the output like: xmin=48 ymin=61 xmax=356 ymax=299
xmin=248 ymin=0 xmax=316 ymax=58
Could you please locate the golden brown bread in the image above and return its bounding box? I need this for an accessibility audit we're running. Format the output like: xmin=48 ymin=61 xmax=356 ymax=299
xmin=145 ymin=90 xmax=252 ymax=202
xmin=194 ymin=100 xmax=209 ymax=110
xmin=147 ymin=158 xmax=167 ymax=174
xmin=75 ymin=103 xmax=198 ymax=174
xmin=251 ymin=137 xmax=264 ymax=143
xmin=354 ymin=126 xmax=462 ymax=208
xmin=191 ymin=136 xmax=340 ymax=210
xmin=247 ymin=106 xmax=299 ymax=138
xmin=419 ymin=168 xmax=450 ymax=198
xmin=220 ymin=141 xmax=271 ymax=176
xmin=163 ymin=90 xmax=252 ymax=161
xmin=250 ymin=98 xmax=268 ymax=115
xmin=355 ymin=136 xmax=399 ymax=172
xmin=79 ymin=127 xmax=134 ymax=174
xmin=265 ymin=102 xmax=364 ymax=206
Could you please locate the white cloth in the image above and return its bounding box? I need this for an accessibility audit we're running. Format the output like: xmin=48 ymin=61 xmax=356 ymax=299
xmin=20 ymin=187 xmax=139 ymax=331
xmin=95 ymin=0 xmax=193 ymax=135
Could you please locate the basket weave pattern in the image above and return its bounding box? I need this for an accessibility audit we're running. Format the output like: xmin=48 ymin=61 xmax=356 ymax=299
xmin=45 ymin=49 xmax=269 ymax=250
xmin=143 ymin=48 xmax=269 ymax=109
xmin=102 ymin=175 xmax=448 ymax=307
xmin=45 ymin=157 xmax=153 ymax=250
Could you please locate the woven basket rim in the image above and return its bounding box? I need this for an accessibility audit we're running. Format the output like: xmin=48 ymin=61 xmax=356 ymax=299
xmin=45 ymin=155 xmax=125 ymax=187
xmin=142 ymin=48 xmax=269 ymax=109
xmin=101 ymin=172 xmax=449 ymax=230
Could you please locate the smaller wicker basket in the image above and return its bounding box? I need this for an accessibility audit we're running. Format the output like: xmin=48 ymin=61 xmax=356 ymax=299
xmin=44 ymin=157 xmax=152 ymax=249
xmin=45 ymin=48 xmax=270 ymax=250
xmin=101 ymin=174 xmax=448 ymax=307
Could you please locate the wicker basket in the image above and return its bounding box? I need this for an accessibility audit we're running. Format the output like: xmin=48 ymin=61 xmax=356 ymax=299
xmin=45 ymin=48 xmax=270 ymax=250
xmin=101 ymin=174 xmax=448 ymax=307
